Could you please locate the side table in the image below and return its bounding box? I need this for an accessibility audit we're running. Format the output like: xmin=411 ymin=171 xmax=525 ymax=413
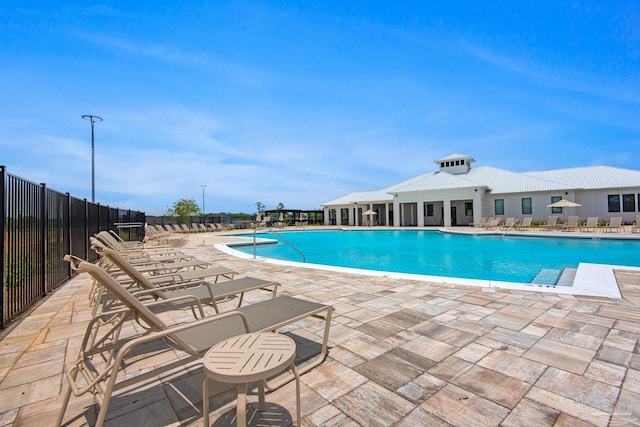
xmin=202 ymin=332 xmax=300 ymax=427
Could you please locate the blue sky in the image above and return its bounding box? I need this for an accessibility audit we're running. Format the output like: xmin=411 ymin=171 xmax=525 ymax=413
xmin=1 ymin=1 xmax=638 ymax=215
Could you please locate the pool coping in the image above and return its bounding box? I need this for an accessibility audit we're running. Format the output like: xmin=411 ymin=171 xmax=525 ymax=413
xmin=216 ymin=234 xmax=638 ymax=298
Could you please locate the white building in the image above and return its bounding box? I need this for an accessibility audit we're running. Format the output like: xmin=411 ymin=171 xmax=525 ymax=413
xmin=323 ymin=153 xmax=640 ymax=227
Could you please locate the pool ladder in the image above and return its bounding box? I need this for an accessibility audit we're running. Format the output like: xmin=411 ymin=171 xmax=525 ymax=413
xmin=252 ymin=227 xmax=306 ymax=262
xmin=501 ymin=218 xmax=521 ymax=237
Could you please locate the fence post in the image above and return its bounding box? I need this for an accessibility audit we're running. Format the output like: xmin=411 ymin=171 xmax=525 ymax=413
xmin=84 ymin=199 xmax=89 ymax=261
xmin=66 ymin=193 xmax=71 ymax=277
xmin=40 ymin=183 xmax=47 ymax=296
xmin=1 ymin=166 xmax=6 ymax=328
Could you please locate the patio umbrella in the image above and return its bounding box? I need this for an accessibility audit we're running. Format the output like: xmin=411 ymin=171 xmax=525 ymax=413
xmin=278 ymin=212 xmax=284 ymax=222
xmin=255 ymin=213 xmax=262 ymax=223
xmin=363 ymin=209 xmax=377 ymax=226
xmin=547 ymin=199 xmax=581 ymax=221
xmin=547 ymin=199 xmax=582 ymax=208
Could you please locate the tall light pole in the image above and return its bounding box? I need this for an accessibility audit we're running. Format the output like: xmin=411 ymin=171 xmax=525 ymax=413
xmin=81 ymin=115 xmax=103 ymax=203
xmin=200 ymin=184 xmax=207 ymax=214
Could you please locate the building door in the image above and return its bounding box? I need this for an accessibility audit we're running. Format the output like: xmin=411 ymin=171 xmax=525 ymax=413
xmin=451 ymin=206 xmax=457 ymax=226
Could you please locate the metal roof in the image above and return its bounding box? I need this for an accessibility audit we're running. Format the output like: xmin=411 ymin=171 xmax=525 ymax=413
xmin=323 ymin=163 xmax=640 ymax=206
xmin=323 ymin=190 xmax=393 ymax=206
xmin=524 ymin=166 xmax=640 ymax=190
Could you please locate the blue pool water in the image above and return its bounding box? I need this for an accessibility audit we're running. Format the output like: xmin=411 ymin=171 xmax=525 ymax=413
xmin=233 ymin=230 xmax=640 ymax=284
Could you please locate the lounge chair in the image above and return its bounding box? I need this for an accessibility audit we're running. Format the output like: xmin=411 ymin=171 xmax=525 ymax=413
xmin=561 ymin=216 xmax=579 ymax=231
xmin=539 ymin=216 xmax=558 ymax=230
xmin=500 ymin=217 xmax=516 ymax=230
xmin=483 ymin=217 xmax=501 ymax=230
xmin=602 ymin=216 xmax=624 ymax=233
xmin=516 ymin=217 xmax=533 ymax=230
xmin=633 ymin=215 xmax=640 ymax=233
xmin=94 ymin=246 xmax=269 ymax=313
xmin=96 ymin=231 xmax=187 ymax=257
xmin=90 ymin=238 xmax=208 ymax=273
xmin=470 ymin=217 xmax=487 ymax=228
xmin=94 ymin=244 xmax=236 ymax=286
xmin=580 ymin=216 xmax=599 ymax=232
xmin=57 ymin=256 xmax=333 ymax=427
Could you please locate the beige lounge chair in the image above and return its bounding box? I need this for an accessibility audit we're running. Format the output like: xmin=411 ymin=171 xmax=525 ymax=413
xmin=483 ymin=217 xmax=501 ymax=230
xmin=602 ymin=216 xmax=624 ymax=233
xmin=561 ymin=216 xmax=579 ymax=231
xmin=516 ymin=217 xmax=533 ymax=230
xmin=470 ymin=217 xmax=487 ymax=228
xmin=96 ymin=231 xmax=186 ymax=257
xmin=633 ymin=215 xmax=640 ymax=233
xmin=95 ymin=246 xmax=268 ymax=313
xmin=580 ymin=216 xmax=599 ymax=232
xmin=57 ymin=256 xmax=333 ymax=427
xmin=539 ymin=216 xmax=558 ymax=230
xmin=500 ymin=217 xmax=516 ymax=230
xmin=94 ymin=244 xmax=235 ymax=286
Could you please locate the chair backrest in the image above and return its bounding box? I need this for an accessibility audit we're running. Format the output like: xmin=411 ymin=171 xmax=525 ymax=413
xmin=609 ymin=217 xmax=622 ymax=227
xmin=567 ymin=216 xmax=579 ymax=226
xmin=547 ymin=216 xmax=557 ymax=225
xmin=95 ymin=231 xmax=124 ymax=250
xmin=92 ymin=244 xmax=166 ymax=296
xmin=521 ymin=217 xmax=532 ymax=226
xmin=585 ymin=217 xmax=598 ymax=226
xmin=65 ymin=255 xmax=167 ymax=331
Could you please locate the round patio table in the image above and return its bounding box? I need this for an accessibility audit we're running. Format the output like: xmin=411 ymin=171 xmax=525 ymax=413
xmin=202 ymin=332 xmax=300 ymax=427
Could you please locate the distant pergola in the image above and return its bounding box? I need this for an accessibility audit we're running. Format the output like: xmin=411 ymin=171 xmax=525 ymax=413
xmin=262 ymin=209 xmax=324 ymax=225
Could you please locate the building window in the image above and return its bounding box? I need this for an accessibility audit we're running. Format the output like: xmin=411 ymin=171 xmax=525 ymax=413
xmin=608 ymin=195 xmax=620 ymax=212
xmin=551 ymin=196 xmax=562 ymax=214
xmin=623 ymin=194 xmax=635 ymax=212
xmin=446 ymin=161 xmax=450 ymax=167
xmin=455 ymin=160 xmax=460 ymax=166
xmin=441 ymin=162 xmax=444 ymax=167
xmin=465 ymin=202 xmax=473 ymax=216
xmin=638 ymin=194 xmax=640 ymax=211
xmin=495 ymin=199 xmax=504 ymax=215
xmin=522 ymin=198 xmax=532 ymax=214
xmin=426 ymin=204 xmax=434 ymax=216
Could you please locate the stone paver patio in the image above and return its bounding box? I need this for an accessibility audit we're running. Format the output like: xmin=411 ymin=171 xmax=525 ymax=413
xmin=1 ymin=230 xmax=639 ymax=426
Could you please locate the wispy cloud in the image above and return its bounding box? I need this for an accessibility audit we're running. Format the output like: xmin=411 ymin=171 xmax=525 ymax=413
xmin=461 ymin=41 xmax=640 ymax=106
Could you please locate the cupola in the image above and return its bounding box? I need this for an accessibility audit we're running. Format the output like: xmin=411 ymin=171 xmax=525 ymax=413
xmin=434 ymin=153 xmax=475 ymax=175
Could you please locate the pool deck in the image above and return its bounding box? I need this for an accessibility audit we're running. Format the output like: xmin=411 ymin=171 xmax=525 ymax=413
xmin=1 ymin=228 xmax=640 ymax=426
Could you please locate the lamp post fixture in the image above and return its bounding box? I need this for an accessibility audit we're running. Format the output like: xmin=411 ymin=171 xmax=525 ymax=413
xmin=81 ymin=115 xmax=103 ymax=203
xmin=200 ymin=185 xmax=207 ymax=214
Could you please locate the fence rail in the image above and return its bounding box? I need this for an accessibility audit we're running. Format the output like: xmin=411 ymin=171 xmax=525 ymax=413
xmin=1 ymin=166 xmax=145 ymax=328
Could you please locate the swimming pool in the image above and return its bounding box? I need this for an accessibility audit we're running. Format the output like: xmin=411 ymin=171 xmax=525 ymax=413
xmin=232 ymin=230 xmax=640 ymax=285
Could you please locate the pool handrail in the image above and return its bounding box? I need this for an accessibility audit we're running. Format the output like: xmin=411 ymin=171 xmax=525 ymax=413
xmin=253 ymin=227 xmax=306 ymax=262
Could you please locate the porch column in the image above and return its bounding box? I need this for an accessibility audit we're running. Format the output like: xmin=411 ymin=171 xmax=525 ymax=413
xmin=443 ymin=199 xmax=452 ymax=227
xmin=472 ymin=189 xmax=482 ymax=226
xmin=385 ymin=203 xmax=390 ymax=227
xmin=393 ymin=200 xmax=400 ymax=227
xmin=323 ymin=207 xmax=330 ymax=225
xmin=417 ymin=200 xmax=425 ymax=227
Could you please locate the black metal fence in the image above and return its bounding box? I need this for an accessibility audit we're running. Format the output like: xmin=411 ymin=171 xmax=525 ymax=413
xmin=1 ymin=166 xmax=145 ymax=328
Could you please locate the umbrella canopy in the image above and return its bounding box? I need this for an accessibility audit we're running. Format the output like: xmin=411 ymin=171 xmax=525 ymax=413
xmin=278 ymin=212 xmax=284 ymax=222
xmin=547 ymin=199 xmax=582 ymax=208
xmin=256 ymin=213 xmax=262 ymax=222
xmin=363 ymin=209 xmax=377 ymax=215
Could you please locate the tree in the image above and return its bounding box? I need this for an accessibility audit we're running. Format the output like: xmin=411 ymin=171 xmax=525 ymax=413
xmin=256 ymin=201 xmax=265 ymax=214
xmin=166 ymin=198 xmax=200 ymax=219
xmin=276 ymin=202 xmax=285 ymax=210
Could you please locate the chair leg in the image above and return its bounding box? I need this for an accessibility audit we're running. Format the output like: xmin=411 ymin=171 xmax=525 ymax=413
xmin=55 ymin=383 xmax=73 ymax=427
